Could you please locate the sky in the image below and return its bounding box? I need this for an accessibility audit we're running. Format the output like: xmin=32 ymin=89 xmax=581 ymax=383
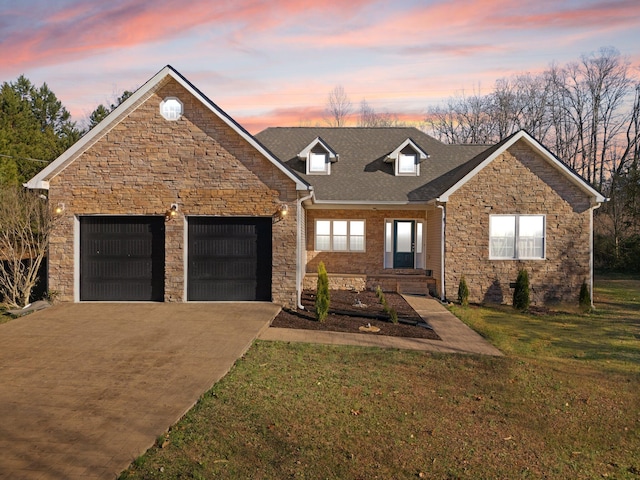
xmin=2 ymin=0 xmax=640 ymax=133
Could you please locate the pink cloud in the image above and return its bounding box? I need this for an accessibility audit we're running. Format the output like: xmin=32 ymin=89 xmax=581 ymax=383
xmin=1 ymin=0 xmax=375 ymax=71
xmin=278 ymin=0 xmax=640 ymax=51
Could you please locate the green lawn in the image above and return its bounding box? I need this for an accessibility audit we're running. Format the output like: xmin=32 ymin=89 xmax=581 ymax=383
xmin=119 ymin=275 xmax=640 ymax=479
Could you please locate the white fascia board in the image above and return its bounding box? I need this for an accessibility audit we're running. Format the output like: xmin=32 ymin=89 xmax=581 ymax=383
xmin=385 ymin=138 xmax=428 ymax=163
xmin=25 ymin=66 xmax=310 ymax=192
xmin=437 ymin=130 xmax=606 ymax=203
xmin=306 ymin=199 xmax=429 ymax=210
xmin=24 ymin=67 xmax=171 ymax=190
xmin=297 ymin=137 xmax=338 ymax=162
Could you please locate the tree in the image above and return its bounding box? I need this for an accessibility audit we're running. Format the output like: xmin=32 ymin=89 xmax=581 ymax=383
xmin=0 ymin=76 xmax=82 ymax=183
xmin=315 ymin=261 xmax=330 ymax=322
xmin=457 ymin=275 xmax=469 ymax=307
xmin=513 ymin=269 xmax=531 ymax=311
xmin=358 ymin=99 xmax=403 ymax=127
xmin=88 ymin=90 xmax=134 ymax=129
xmin=325 ymin=85 xmax=352 ymax=127
xmin=0 ymin=186 xmax=60 ymax=308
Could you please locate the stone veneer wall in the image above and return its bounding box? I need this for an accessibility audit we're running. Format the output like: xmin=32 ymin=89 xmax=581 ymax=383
xmin=47 ymin=77 xmax=299 ymax=307
xmin=444 ymin=141 xmax=593 ymax=305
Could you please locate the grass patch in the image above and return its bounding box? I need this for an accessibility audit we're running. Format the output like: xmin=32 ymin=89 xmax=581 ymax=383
xmin=119 ymin=275 xmax=640 ymax=479
xmin=450 ymin=276 xmax=640 ymax=373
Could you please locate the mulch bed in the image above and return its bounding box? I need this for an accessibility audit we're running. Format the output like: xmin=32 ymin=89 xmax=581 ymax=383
xmin=271 ymin=289 xmax=441 ymax=340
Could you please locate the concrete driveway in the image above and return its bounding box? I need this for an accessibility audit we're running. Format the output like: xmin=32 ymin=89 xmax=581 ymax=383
xmin=0 ymin=302 xmax=279 ymax=480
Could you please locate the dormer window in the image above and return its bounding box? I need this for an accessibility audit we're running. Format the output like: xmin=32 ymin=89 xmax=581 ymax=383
xmin=298 ymin=137 xmax=338 ymax=175
xmin=309 ymin=151 xmax=328 ymax=173
xmin=398 ymin=151 xmax=418 ymax=174
xmin=385 ymin=138 xmax=428 ymax=176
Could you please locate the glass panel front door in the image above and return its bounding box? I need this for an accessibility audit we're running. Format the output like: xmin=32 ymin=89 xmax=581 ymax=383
xmin=393 ymin=220 xmax=415 ymax=268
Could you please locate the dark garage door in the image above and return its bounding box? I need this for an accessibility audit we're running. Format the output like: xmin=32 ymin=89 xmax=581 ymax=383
xmin=80 ymin=216 xmax=165 ymax=301
xmin=188 ymin=217 xmax=272 ymax=301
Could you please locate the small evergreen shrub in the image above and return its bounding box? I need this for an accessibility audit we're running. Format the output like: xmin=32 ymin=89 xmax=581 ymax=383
xmin=375 ymin=285 xmax=398 ymax=323
xmin=513 ymin=269 xmax=530 ymax=311
xmin=387 ymin=307 xmax=398 ymax=324
xmin=457 ymin=275 xmax=470 ymax=307
xmin=315 ymin=262 xmax=330 ymax=322
xmin=579 ymin=279 xmax=592 ymax=311
xmin=375 ymin=285 xmax=384 ymax=301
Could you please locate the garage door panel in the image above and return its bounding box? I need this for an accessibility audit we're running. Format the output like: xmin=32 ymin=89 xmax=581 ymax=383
xmin=80 ymin=217 xmax=165 ymax=301
xmin=188 ymin=217 xmax=271 ymax=301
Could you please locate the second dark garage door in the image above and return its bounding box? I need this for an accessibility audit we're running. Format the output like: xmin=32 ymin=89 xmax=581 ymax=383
xmin=188 ymin=217 xmax=272 ymax=301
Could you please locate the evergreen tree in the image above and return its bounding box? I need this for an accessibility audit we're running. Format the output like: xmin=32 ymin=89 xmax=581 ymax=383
xmin=0 ymin=76 xmax=81 ymax=183
xmin=513 ymin=269 xmax=531 ymax=311
xmin=458 ymin=275 xmax=470 ymax=306
xmin=315 ymin=262 xmax=330 ymax=323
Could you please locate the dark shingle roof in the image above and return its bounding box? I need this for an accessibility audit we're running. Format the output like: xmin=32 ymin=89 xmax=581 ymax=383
xmin=254 ymin=127 xmax=489 ymax=203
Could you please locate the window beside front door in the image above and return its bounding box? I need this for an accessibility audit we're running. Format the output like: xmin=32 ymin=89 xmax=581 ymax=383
xmin=315 ymin=220 xmax=365 ymax=252
xmin=384 ymin=219 xmax=424 ymax=269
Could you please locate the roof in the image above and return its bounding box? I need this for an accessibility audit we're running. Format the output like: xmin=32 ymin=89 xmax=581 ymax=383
xmin=255 ymin=127 xmax=606 ymax=205
xmin=254 ymin=127 xmax=487 ymax=203
xmin=25 ymin=66 xmax=310 ymax=192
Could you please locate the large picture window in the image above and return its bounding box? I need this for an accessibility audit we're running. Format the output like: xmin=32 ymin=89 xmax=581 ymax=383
xmin=315 ymin=220 xmax=365 ymax=252
xmin=490 ymin=215 xmax=545 ymax=259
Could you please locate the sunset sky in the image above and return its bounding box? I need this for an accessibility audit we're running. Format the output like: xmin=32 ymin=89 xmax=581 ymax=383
xmin=2 ymin=0 xmax=640 ymax=133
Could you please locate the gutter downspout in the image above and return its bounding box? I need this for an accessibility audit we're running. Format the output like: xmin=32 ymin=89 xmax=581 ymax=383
xmin=297 ymin=188 xmax=314 ymax=309
xmin=590 ymin=201 xmax=602 ymax=308
xmin=436 ymin=201 xmax=446 ymax=302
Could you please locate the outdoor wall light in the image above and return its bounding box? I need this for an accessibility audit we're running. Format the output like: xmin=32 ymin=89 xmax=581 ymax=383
xmin=54 ymin=203 xmax=65 ymax=215
xmin=165 ymin=203 xmax=178 ymax=221
xmin=273 ymin=204 xmax=289 ymax=223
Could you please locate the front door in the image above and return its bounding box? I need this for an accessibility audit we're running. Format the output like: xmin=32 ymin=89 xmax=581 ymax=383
xmin=393 ymin=220 xmax=415 ymax=268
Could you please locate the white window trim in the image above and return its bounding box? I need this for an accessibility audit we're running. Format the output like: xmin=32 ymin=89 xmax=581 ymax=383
xmin=307 ymin=152 xmax=330 ymax=175
xmin=396 ymin=152 xmax=419 ymax=176
xmin=160 ymin=97 xmax=183 ymax=121
xmin=315 ymin=219 xmax=366 ymax=252
xmin=489 ymin=214 xmax=546 ymax=260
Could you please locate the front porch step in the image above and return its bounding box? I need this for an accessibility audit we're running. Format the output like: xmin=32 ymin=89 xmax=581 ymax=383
xmin=367 ymin=274 xmax=436 ymax=297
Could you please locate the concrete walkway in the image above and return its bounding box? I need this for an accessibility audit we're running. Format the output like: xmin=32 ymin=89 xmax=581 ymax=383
xmin=259 ymin=295 xmax=503 ymax=356
xmin=0 ymin=302 xmax=279 ymax=480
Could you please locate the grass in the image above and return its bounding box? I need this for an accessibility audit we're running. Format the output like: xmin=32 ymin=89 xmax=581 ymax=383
xmin=118 ymin=274 xmax=639 ymax=479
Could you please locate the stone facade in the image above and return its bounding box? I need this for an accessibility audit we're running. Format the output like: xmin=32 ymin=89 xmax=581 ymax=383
xmin=444 ymin=141 xmax=593 ymax=305
xmin=47 ymin=77 xmax=299 ymax=307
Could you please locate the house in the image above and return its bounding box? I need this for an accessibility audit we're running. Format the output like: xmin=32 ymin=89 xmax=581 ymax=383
xmin=26 ymin=66 xmax=605 ymax=308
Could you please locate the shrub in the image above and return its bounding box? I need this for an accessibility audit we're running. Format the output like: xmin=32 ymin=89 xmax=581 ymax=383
xmin=513 ymin=269 xmax=530 ymax=311
xmin=579 ymin=279 xmax=592 ymax=311
xmin=457 ymin=275 xmax=470 ymax=306
xmin=375 ymin=285 xmax=384 ymax=301
xmin=388 ymin=307 xmax=398 ymax=324
xmin=315 ymin=262 xmax=330 ymax=323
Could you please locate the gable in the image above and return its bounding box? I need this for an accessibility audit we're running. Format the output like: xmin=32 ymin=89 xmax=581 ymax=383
xmin=26 ymin=66 xmax=309 ymax=192
xmin=48 ymin=79 xmax=299 ymax=206
xmin=437 ymin=131 xmax=605 ymax=205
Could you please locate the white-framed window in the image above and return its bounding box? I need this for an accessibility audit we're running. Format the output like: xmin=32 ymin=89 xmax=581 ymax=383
xmin=315 ymin=220 xmax=365 ymax=252
xmin=397 ymin=152 xmax=417 ymax=175
xmin=490 ymin=215 xmax=545 ymax=259
xmin=308 ymin=152 xmax=328 ymax=174
xmin=160 ymin=97 xmax=183 ymax=121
